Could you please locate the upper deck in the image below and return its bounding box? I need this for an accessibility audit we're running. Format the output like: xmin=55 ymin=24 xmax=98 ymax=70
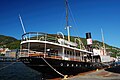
xmin=21 ymin=32 xmax=57 ymax=43
xmin=21 ymin=32 xmax=92 ymax=54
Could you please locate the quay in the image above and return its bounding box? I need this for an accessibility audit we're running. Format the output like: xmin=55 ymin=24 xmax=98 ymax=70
xmin=0 ymin=62 xmax=42 ymax=80
xmin=0 ymin=61 xmax=120 ymax=80
xmin=66 ymin=65 xmax=120 ymax=80
xmin=0 ymin=56 xmax=17 ymax=62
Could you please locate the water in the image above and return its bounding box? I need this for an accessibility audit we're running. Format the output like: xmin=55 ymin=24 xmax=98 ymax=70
xmin=0 ymin=62 xmax=42 ymax=80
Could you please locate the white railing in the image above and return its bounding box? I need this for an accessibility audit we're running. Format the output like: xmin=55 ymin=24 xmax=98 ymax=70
xmin=22 ymin=32 xmax=58 ymax=43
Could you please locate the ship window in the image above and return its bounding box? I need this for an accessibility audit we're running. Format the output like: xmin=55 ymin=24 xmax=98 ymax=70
xmin=76 ymin=64 xmax=78 ymax=67
xmin=70 ymin=51 xmax=72 ymax=55
xmin=60 ymin=63 xmax=63 ymax=66
xmin=67 ymin=51 xmax=69 ymax=55
xmin=72 ymin=64 xmax=74 ymax=67
xmin=85 ymin=65 xmax=87 ymax=67
xmin=79 ymin=65 xmax=81 ymax=67
xmin=67 ymin=64 xmax=69 ymax=66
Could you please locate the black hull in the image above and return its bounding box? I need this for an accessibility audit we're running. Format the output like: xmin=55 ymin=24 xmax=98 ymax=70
xmin=20 ymin=57 xmax=104 ymax=79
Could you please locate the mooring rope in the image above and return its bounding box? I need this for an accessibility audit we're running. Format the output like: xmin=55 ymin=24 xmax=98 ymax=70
xmin=0 ymin=62 xmax=16 ymax=71
xmin=41 ymin=57 xmax=65 ymax=77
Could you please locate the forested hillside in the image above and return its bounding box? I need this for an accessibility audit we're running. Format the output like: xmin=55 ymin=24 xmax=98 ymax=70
xmin=0 ymin=35 xmax=20 ymax=49
xmin=0 ymin=34 xmax=120 ymax=57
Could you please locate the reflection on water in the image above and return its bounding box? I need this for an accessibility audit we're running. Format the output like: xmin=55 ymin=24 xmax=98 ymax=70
xmin=0 ymin=62 xmax=42 ymax=80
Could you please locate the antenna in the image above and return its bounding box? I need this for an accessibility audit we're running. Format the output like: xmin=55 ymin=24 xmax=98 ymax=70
xmin=19 ymin=14 xmax=26 ymax=34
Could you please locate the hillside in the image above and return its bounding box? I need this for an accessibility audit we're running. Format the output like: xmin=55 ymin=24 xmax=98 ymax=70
xmin=92 ymin=40 xmax=120 ymax=57
xmin=64 ymin=35 xmax=120 ymax=57
xmin=0 ymin=35 xmax=20 ymax=49
xmin=0 ymin=34 xmax=120 ymax=57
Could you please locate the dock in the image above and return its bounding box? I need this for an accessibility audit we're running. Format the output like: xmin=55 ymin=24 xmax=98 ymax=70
xmin=67 ymin=66 xmax=120 ymax=80
xmin=0 ymin=61 xmax=120 ymax=80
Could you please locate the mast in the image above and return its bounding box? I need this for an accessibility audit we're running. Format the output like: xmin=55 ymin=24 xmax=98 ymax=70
xmin=65 ymin=0 xmax=71 ymax=42
xmin=101 ymin=28 xmax=106 ymax=55
xmin=19 ymin=14 xmax=26 ymax=34
xmin=19 ymin=14 xmax=28 ymax=40
xmin=65 ymin=0 xmax=68 ymax=28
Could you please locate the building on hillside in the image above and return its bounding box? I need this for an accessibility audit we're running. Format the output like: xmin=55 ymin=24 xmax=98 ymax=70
xmin=5 ymin=49 xmax=17 ymax=58
xmin=0 ymin=48 xmax=10 ymax=55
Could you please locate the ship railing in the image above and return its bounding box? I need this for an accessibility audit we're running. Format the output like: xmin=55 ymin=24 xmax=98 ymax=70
xmin=19 ymin=52 xmax=29 ymax=57
xmin=18 ymin=49 xmax=29 ymax=57
xmin=19 ymin=48 xmax=92 ymax=62
xmin=21 ymin=32 xmax=58 ymax=43
xmin=21 ymin=32 xmax=80 ymax=48
xmin=18 ymin=49 xmax=62 ymax=59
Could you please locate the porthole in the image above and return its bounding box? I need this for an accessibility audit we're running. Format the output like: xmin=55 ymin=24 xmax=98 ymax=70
xmin=79 ymin=65 xmax=81 ymax=67
xmin=67 ymin=64 xmax=69 ymax=66
xmin=76 ymin=64 xmax=78 ymax=67
xmin=60 ymin=63 xmax=63 ymax=66
xmin=72 ymin=64 xmax=74 ymax=67
xmin=85 ymin=65 xmax=87 ymax=67
xmin=26 ymin=59 xmax=28 ymax=61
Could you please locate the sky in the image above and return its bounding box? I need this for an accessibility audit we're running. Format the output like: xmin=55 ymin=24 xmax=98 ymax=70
xmin=0 ymin=0 xmax=120 ymax=48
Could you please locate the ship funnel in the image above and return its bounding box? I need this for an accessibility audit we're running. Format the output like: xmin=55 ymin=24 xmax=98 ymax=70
xmin=86 ymin=32 xmax=92 ymax=45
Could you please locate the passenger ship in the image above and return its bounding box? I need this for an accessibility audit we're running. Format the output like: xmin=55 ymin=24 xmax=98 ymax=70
xmin=19 ymin=32 xmax=106 ymax=79
xmin=19 ymin=0 xmax=109 ymax=79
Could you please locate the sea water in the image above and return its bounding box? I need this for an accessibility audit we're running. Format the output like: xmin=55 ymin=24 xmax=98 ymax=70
xmin=0 ymin=62 xmax=42 ymax=80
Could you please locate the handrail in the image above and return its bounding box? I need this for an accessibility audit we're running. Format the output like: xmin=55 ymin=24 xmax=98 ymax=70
xmin=21 ymin=32 xmax=58 ymax=43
